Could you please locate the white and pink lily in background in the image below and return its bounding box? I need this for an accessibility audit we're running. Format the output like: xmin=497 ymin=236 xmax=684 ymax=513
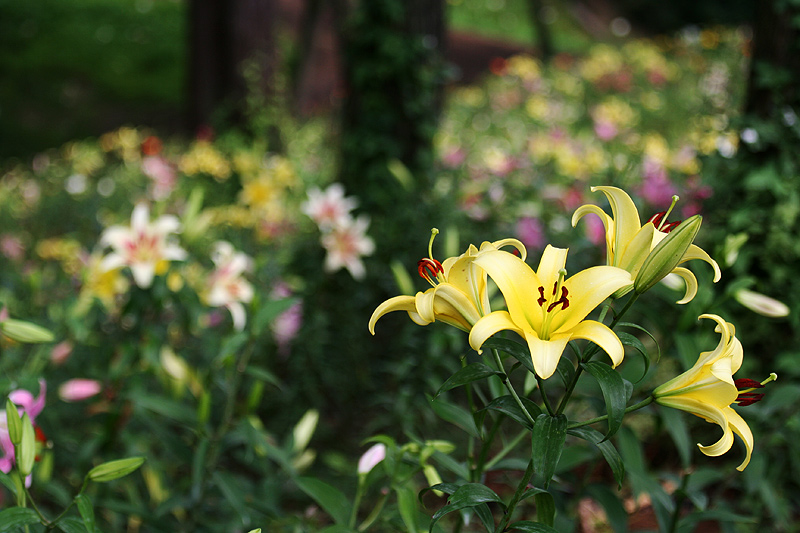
xmin=206 ymin=241 xmax=255 ymax=331
xmin=99 ymin=203 xmax=187 ymax=288
xmin=0 ymin=380 xmax=46 ymax=476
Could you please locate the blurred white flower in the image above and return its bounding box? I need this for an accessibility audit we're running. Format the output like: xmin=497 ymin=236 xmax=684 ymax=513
xmin=734 ymin=289 xmax=790 ymax=318
xmin=99 ymin=203 xmax=187 ymax=288
xmin=357 ymin=443 xmax=386 ymax=475
xmin=302 ymin=183 xmax=358 ymax=230
xmin=321 ymin=215 xmax=375 ymax=280
xmin=206 ymin=241 xmax=254 ymax=331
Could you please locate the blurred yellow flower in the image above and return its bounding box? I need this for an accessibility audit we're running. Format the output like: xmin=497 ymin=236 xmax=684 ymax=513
xmin=179 ymin=141 xmax=232 ymax=181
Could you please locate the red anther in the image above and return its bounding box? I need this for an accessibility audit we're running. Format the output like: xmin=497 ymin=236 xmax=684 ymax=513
xmin=34 ymin=426 xmax=47 ymax=443
xmin=736 ymin=393 xmax=765 ymax=406
xmin=735 ymin=378 xmax=764 ymax=389
xmin=417 ymin=258 xmax=444 ymax=282
xmin=537 ymin=286 xmax=547 ymax=306
xmin=648 ymin=211 xmax=682 ymax=233
xmin=547 ymin=286 xmax=570 ymax=312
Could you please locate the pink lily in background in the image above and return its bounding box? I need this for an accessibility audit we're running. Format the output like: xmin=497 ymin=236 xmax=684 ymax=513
xmin=206 ymin=241 xmax=255 ymax=331
xmin=0 ymin=380 xmax=46 ymax=475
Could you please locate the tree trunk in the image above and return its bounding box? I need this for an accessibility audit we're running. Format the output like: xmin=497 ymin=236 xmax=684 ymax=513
xmin=186 ymin=0 xmax=276 ymax=134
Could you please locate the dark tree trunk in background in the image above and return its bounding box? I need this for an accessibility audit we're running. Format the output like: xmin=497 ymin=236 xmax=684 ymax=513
xmin=745 ymin=0 xmax=800 ymax=118
xmin=187 ymin=0 xmax=276 ymax=134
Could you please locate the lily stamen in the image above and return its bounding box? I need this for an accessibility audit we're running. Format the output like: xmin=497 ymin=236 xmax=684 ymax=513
xmin=417 ymin=258 xmax=444 ymax=285
xmin=648 ymin=195 xmax=682 ymax=233
xmin=734 ymin=373 xmax=777 ymax=406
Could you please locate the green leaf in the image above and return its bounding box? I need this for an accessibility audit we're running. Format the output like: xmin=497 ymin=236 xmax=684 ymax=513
xmin=213 ymin=471 xmax=251 ymax=526
xmin=618 ymin=322 xmax=660 ymax=363
xmin=56 ymin=517 xmax=89 ymax=533
xmin=586 ymin=484 xmax=628 ymax=533
xmin=0 ymin=470 xmax=18 ymax=496
xmin=436 ymin=362 xmax=502 ymax=397
xmin=581 ymin=361 xmax=627 ymax=440
xmin=0 ymin=318 xmax=54 ymax=343
xmin=534 ymin=491 xmax=555 ymax=525
xmin=0 ymin=507 xmax=40 ymax=531
xmin=556 ymin=353 xmax=576 ymax=388
xmin=567 ymin=427 xmax=625 ymax=488
xmin=75 ymin=494 xmax=95 ymax=533
xmin=244 ymin=366 xmax=283 ymax=389
xmin=617 ymin=331 xmax=651 ymax=382
xmin=507 ymin=520 xmax=560 ymax=532
xmin=483 ymin=395 xmax=541 ymax=430
xmin=473 ymin=503 xmax=495 ymax=532
xmin=296 ymin=476 xmax=352 ymax=525
xmin=429 ymin=484 xmax=504 ymax=532
xmin=88 ymin=457 xmax=145 ymax=482
xmin=427 ymin=394 xmax=480 ymax=438
xmin=660 ymin=407 xmax=691 ymax=468
xmin=131 ymin=394 xmax=196 ymax=425
xmin=482 ymin=338 xmax=534 ymax=375
xmin=532 ymin=414 xmax=567 ymax=489
xmin=396 ymin=486 xmax=418 ymax=533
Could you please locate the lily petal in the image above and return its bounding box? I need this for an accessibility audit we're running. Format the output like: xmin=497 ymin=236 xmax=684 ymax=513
xmin=554 ymin=266 xmax=632 ymax=332
xmin=669 ymin=267 xmax=698 ymax=304
xmin=527 ymin=332 xmax=571 ymax=380
xmin=369 ymin=295 xmax=424 ymax=334
xmin=724 ymin=406 xmax=753 ymax=471
xmin=469 ymin=311 xmax=524 ymax=354
xmin=681 ymin=244 xmax=722 ymax=282
xmin=473 ymin=250 xmax=544 ymax=332
xmin=568 ymin=320 xmax=624 ymax=367
xmin=592 ymin=186 xmax=643 ymax=262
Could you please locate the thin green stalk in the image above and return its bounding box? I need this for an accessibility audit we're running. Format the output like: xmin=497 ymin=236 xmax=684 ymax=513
xmin=475 ymin=415 xmax=503 ymax=481
xmin=494 ymin=459 xmax=535 ymax=533
xmin=567 ymin=396 xmax=654 ymax=429
xmin=667 ymin=470 xmax=691 ymax=532
xmin=491 ymin=348 xmax=536 ymax=427
xmin=536 ymin=374 xmax=554 ymax=415
xmin=349 ymin=477 xmax=365 ymax=529
xmin=484 ymin=429 xmax=528 ymax=470
xmin=556 ymin=295 xmax=639 ymax=415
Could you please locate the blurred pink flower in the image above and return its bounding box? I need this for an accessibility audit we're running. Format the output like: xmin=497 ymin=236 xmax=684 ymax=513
xmin=142 ymin=156 xmax=177 ymax=201
xmin=302 ymin=184 xmax=358 ymax=231
xmin=441 ymin=147 xmax=466 ymax=168
xmin=639 ymin=159 xmax=677 ymax=206
xmin=0 ymin=380 xmax=46 ymax=475
xmin=271 ymin=284 xmax=303 ymax=358
xmin=51 ymin=341 xmax=73 ymax=365
xmin=358 ymin=443 xmax=386 ymax=475
xmin=584 ymin=212 xmax=607 ymax=246
xmin=516 ymin=216 xmax=545 ymax=250
xmin=58 ymin=379 xmax=102 ymax=402
xmin=99 ymin=203 xmax=187 ymax=288
xmin=594 ymin=120 xmax=618 ymax=141
xmin=321 ymin=216 xmax=375 ymax=280
xmin=0 ymin=235 xmax=24 ymax=262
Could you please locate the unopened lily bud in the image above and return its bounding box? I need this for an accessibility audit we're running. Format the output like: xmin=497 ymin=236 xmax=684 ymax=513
xmin=18 ymin=413 xmax=36 ymax=476
xmin=5 ymin=399 xmax=22 ymax=445
xmin=634 ymin=215 xmax=702 ymax=295
xmin=357 ymin=443 xmax=386 ymax=475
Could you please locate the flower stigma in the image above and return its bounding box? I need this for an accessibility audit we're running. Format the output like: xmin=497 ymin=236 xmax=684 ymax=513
xmin=648 ymin=195 xmax=682 ymax=232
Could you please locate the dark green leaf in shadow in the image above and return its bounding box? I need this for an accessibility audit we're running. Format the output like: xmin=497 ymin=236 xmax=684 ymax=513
xmin=436 ymin=362 xmax=503 ymax=398
xmin=532 ymin=414 xmax=567 ymax=489
xmin=581 ymin=361 xmax=627 ymax=440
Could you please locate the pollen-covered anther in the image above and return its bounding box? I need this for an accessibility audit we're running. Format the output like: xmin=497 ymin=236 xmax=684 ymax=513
xmin=647 ymin=211 xmax=682 ymax=233
xmin=734 ymin=377 xmax=767 ymax=406
xmin=537 ymin=282 xmax=570 ymax=312
xmin=417 ymin=258 xmax=444 ymax=284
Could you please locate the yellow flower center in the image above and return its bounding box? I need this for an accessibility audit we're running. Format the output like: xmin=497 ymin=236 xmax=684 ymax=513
xmin=537 ymin=269 xmax=569 ymax=338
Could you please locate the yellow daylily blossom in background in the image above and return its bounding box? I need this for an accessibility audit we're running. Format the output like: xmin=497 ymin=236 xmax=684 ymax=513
xmin=468 ymin=245 xmax=632 ymax=379
xmin=369 ymin=235 xmax=526 ymax=334
xmin=653 ymin=314 xmax=763 ymax=471
xmin=572 ymin=186 xmax=721 ymax=303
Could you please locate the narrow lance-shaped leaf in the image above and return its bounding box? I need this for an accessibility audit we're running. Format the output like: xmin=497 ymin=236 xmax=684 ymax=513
xmin=295 ymin=477 xmax=352 ymax=526
xmin=532 ymin=414 xmax=567 ymax=489
xmin=581 ymin=361 xmax=627 ymax=441
xmin=429 ymin=483 xmax=505 ymax=532
xmin=436 ymin=362 xmax=503 ymax=398
xmin=74 ymin=494 xmax=96 ymax=533
xmin=568 ymin=426 xmax=625 ymax=489
xmin=483 ymin=395 xmax=542 ymax=430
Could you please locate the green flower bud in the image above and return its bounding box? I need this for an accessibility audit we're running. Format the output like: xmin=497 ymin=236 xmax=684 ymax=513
xmin=88 ymin=457 xmax=145 ymax=482
xmin=5 ymin=399 xmax=22 ymax=445
xmin=18 ymin=413 xmax=36 ymax=476
xmin=634 ymin=215 xmax=702 ymax=295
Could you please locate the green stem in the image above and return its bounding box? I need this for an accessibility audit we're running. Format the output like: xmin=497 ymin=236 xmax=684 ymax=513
xmin=491 ymin=349 xmax=536 ymax=427
xmin=23 ymin=487 xmax=50 ymax=526
xmin=349 ymin=477 xmax=365 ymax=529
xmin=556 ymin=295 xmax=639 ymax=415
xmin=484 ymin=429 xmax=528 ymax=471
xmin=567 ymin=396 xmax=654 ymax=429
xmin=475 ymin=415 xmax=503 ymax=481
xmin=536 ymin=374 xmax=554 ymax=415
xmin=494 ymin=459 xmax=535 ymax=533
xmin=45 ymin=478 xmax=89 ymax=530
xmin=667 ymin=470 xmax=692 ymax=532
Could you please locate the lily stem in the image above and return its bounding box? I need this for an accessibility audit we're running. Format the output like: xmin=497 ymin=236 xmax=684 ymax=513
xmin=491 ymin=348 xmax=536 ymax=427
xmin=567 ymin=396 xmax=654 ymax=429
xmin=556 ymin=294 xmax=639 ymax=416
xmin=494 ymin=458 xmax=535 ymax=533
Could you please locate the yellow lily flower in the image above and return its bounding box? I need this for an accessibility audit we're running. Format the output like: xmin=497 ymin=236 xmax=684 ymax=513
xmin=369 ymin=233 xmax=526 ymax=334
xmin=653 ymin=314 xmax=773 ymax=471
xmin=468 ymin=245 xmax=632 ymax=379
xmin=572 ymin=186 xmax=721 ymax=303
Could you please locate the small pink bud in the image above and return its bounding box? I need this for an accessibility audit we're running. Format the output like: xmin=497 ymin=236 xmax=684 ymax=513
xmin=357 ymin=443 xmax=386 ymax=475
xmin=58 ymin=379 xmax=102 ymax=402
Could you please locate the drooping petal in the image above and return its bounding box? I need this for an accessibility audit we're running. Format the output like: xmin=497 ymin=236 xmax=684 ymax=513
xmin=724 ymin=407 xmax=753 ymax=471
xmin=433 ymin=284 xmax=483 ymax=326
xmin=369 ymin=295 xmax=423 ymax=334
xmin=617 ymin=223 xmax=655 ymax=275
xmin=227 ymin=302 xmax=247 ymax=331
xmin=567 ymin=320 xmax=624 ymax=367
xmin=668 ymin=267 xmax=698 ymax=304
xmin=130 ymin=262 xmax=156 ymax=288
xmin=657 ymin=396 xmax=734 ymax=456
xmin=152 ymin=214 xmax=182 ymax=235
xmin=469 ymin=311 xmax=524 ymax=354
xmin=680 ymin=244 xmax=722 ymax=282
xmin=130 ymin=203 xmax=150 ymax=231
xmin=553 ymin=265 xmax=632 ymax=332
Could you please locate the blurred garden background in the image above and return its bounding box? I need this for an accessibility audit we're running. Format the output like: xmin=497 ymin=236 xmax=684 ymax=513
xmin=1 ymin=0 xmax=799 ymax=531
